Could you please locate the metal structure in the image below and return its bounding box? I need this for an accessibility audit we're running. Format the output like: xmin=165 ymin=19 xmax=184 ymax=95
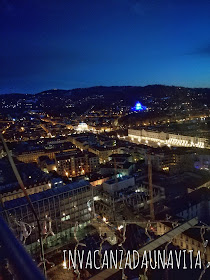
xmin=0 ymin=132 xmax=47 ymax=276
xmin=0 ymin=216 xmax=45 ymax=280
xmin=88 ymin=217 xmax=198 ymax=280
xmin=148 ymin=153 xmax=155 ymax=220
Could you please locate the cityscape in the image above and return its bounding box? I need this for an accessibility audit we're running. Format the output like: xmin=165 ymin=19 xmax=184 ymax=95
xmin=0 ymin=1 xmax=210 ymax=280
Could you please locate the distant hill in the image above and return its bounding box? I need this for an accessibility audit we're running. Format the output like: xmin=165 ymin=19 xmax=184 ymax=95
xmin=2 ymin=84 xmax=210 ymax=99
xmin=0 ymin=85 xmax=210 ymax=116
xmin=36 ymin=85 xmax=210 ymax=103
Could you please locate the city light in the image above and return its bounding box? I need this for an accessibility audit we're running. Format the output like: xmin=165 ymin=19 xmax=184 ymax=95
xmin=118 ymin=225 xmax=124 ymax=230
xmin=1 ymin=3 xmax=210 ymax=279
xmin=62 ymin=260 xmax=67 ymax=269
xmin=132 ymin=101 xmax=147 ymax=112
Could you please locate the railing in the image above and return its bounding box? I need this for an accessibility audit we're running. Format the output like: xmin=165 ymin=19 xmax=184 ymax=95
xmin=0 ymin=216 xmax=45 ymax=280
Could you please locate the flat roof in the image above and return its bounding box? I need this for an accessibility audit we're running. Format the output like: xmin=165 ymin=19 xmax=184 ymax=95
xmin=104 ymin=175 xmax=133 ymax=185
xmin=0 ymin=180 xmax=90 ymax=211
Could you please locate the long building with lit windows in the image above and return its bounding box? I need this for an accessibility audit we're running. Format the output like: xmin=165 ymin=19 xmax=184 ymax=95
xmin=0 ymin=180 xmax=93 ymax=255
xmin=128 ymin=129 xmax=208 ymax=148
xmin=55 ymin=150 xmax=100 ymax=177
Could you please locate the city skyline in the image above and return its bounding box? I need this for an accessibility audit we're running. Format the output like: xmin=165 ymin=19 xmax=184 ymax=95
xmin=1 ymin=0 xmax=210 ymax=94
xmin=0 ymin=2 xmax=210 ymax=279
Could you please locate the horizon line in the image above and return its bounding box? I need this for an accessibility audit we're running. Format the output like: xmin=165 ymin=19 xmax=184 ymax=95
xmin=1 ymin=83 xmax=210 ymax=95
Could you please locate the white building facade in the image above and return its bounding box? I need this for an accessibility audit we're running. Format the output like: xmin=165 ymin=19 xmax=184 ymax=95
xmin=128 ymin=129 xmax=207 ymax=148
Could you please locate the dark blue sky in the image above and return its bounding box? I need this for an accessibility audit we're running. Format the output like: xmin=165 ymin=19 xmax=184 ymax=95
xmin=1 ymin=0 xmax=210 ymax=94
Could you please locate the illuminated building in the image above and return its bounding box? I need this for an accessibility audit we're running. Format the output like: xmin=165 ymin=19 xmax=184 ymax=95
xmin=102 ymin=175 xmax=135 ymax=195
xmin=146 ymin=150 xmax=195 ymax=173
xmin=15 ymin=143 xmax=76 ymax=163
xmin=89 ymin=176 xmax=109 ymax=187
xmin=131 ymin=101 xmax=147 ymax=111
xmin=69 ymin=133 xmax=123 ymax=162
xmin=55 ymin=150 xmax=99 ymax=177
xmin=16 ymin=150 xmax=55 ymax=163
xmin=38 ymin=156 xmax=56 ymax=172
xmin=88 ymin=146 xmax=122 ymax=163
xmin=128 ymin=129 xmax=207 ymax=148
xmin=76 ymin=122 xmax=89 ymax=132
xmin=157 ymin=222 xmax=210 ymax=262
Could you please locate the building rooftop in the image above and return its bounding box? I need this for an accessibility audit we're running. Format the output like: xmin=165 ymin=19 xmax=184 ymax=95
xmin=109 ymin=153 xmax=131 ymax=158
xmin=156 ymin=188 xmax=210 ymax=220
xmin=0 ymin=180 xmax=90 ymax=211
xmin=104 ymin=175 xmax=133 ymax=185
xmin=183 ymin=226 xmax=210 ymax=244
xmin=101 ymin=162 xmax=134 ymax=169
xmin=151 ymin=171 xmax=210 ymax=197
xmin=0 ymin=158 xmax=51 ymax=193
xmin=8 ymin=139 xmax=75 ymax=155
xmin=55 ymin=150 xmax=97 ymax=161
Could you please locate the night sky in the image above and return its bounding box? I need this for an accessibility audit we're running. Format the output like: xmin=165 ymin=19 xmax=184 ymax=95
xmin=1 ymin=0 xmax=210 ymax=94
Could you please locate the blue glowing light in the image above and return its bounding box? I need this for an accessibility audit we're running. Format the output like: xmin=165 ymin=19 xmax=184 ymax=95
xmin=132 ymin=102 xmax=147 ymax=111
